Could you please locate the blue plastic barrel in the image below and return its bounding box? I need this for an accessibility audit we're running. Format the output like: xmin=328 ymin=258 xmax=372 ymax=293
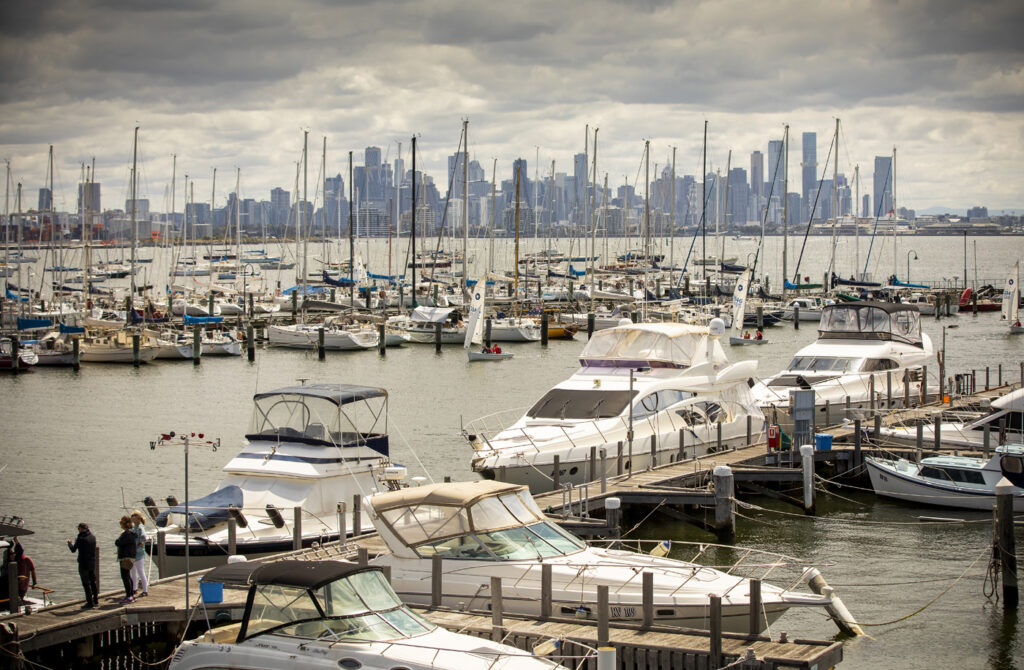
xmin=814 ymin=433 xmax=833 ymax=451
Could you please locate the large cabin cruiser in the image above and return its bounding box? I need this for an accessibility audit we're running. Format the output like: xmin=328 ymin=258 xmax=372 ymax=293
xmin=465 ymin=319 xmax=763 ymax=493
xmin=146 ymin=384 xmax=401 ymax=575
xmin=169 ymin=559 xmax=561 ymax=670
xmin=752 ymin=302 xmax=932 ymax=422
xmin=365 ymin=480 xmax=832 ymax=635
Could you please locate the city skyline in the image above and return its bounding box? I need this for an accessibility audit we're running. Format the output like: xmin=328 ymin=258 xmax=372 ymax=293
xmin=0 ymin=1 xmax=1021 ymax=213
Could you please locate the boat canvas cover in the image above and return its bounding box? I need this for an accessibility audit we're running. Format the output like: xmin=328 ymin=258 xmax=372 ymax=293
xmin=155 ymin=485 xmax=242 ymax=531
xmin=579 ymin=323 xmax=709 ymax=368
xmin=204 ymin=559 xmax=375 ymax=588
xmin=410 ymin=306 xmax=455 ymax=323
xmin=253 ymin=383 xmax=386 ymax=406
xmin=183 ymin=314 xmax=223 ymax=325
xmin=818 ymin=301 xmax=922 ymax=346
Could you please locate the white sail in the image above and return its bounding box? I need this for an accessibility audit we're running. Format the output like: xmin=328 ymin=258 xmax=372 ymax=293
xmin=1001 ymin=261 xmax=1018 ymax=321
xmin=464 ymin=280 xmax=486 ymax=349
xmin=731 ymin=269 xmax=751 ymax=335
xmin=354 ymin=254 xmax=368 ymax=286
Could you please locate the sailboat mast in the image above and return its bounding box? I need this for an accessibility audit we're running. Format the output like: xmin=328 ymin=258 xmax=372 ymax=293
xmin=892 ymin=145 xmax=897 ymax=283
xmin=462 ymin=119 xmax=469 ymax=296
xmin=782 ymin=125 xmax=789 ymax=290
xmin=235 ymin=167 xmax=241 ymax=273
xmin=670 ymin=147 xmax=676 ymax=270
xmin=411 ymin=135 xmax=417 ymax=306
xmin=591 ymin=128 xmax=598 ymax=269
xmin=394 ymin=140 xmax=401 ymax=283
xmin=130 ymin=127 xmax=138 ymax=315
xmin=854 ymin=163 xmax=860 ymax=276
xmin=349 ymin=151 xmax=355 ymax=307
xmin=514 ymin=162 xmax=520 ymax=298
xmin=489 ymin=158 xmax=496 ymax=275
xmin=301 ymin=131 xmax=308 ymax=293
xmin=643 ymin=140 xmax=651 ymax=320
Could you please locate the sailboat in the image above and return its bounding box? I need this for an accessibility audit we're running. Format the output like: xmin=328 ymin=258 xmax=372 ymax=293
xmin=729 ymin=269 xmax=765 ymax=345
xmin=1003 ymin=261 xmax=1022 ymax=334
xmin=465 ymin=279 xmax=512 ymax=361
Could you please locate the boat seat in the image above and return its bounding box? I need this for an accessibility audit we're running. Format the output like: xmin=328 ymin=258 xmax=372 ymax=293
xmin=203 ymin=622 xmax=243 ymax=644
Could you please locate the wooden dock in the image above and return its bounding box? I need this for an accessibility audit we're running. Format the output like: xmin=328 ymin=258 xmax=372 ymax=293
xmin=0 ymin=545 xmax=842 ymax=670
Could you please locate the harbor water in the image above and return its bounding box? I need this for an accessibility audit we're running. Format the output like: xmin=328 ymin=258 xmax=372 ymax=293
xmin=1 ymin=234 xmax=1022 ymax=668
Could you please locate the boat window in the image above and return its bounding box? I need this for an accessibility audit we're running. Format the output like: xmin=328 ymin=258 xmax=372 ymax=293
xmin=475 ymin=525 xmax=567 ymax=560
xmin=676 ymin=406 xmax=708 ymax=426
xmin=527 ymin=520 xmax=586 ymax=554
xmin=920 ymin=466 xmax=985 ymax=485
xmin=632 ymin=390 xmax=692 ymax=419
xmin=527 ymin=389 xmax=636 ymax=419
xmin=246 ymin=584 xmax=321 ymax=638
xmin=788 ymin=356 xmax=856 ymax=373
xmin=861 ymin=359 xmax=898 ymax=372
xmin=381 ymin=504 xmax=471 ymax=547
xmin=891 ymin=311 xmax=919 ymax=340
xmin=470 ymin=495 xmax=529 ymax=531
xmin=1001 ymin=455 xmax=1023 ymax=475
xmin=415 ymin=534 xmax=492 ymax=559
xmin=859 ymin=307 xmax=889 ymax=333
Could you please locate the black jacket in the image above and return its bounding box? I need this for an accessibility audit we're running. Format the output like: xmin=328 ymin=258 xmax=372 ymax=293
xmin=68 ymin=529 xmax=97 ymax=569
xmin=115 ymin=530 xmax=136 ymax=560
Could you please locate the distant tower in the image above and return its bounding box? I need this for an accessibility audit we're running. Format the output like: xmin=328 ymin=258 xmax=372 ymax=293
xmin=862 ymin=194 xmax=871 ymax=218
xmin=448 ymin=151 xmax=467 ymax=200
xmin=364 ymin=146 xmax=382 ymax=167
xmin=749 ymin=151 xmax=763 ymax=201
xmin=512 ymin=158 xmax=530 ymax=205
xmin=801 ymin=132 xmax=817 ymax=222
xmin=38 ymin=188 xmax=52 ymax=211
xmin=873 ymin=156 xmax=893 ymax=217
xmin=767 ymin=140 xmax=784 ymax=191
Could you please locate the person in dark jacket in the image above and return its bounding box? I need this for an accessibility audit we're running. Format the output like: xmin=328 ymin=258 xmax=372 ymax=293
xmin=114 ymin=516 xmax=136 ymax=604
xmin=67 ymin=523 xmax=99 ymax=608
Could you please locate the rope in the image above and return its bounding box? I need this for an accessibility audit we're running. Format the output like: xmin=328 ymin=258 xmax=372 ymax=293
xmin=732 ymin=498 xmax=995 ymax=526
xmin=620 ymin=499 xmax=668 ymax=538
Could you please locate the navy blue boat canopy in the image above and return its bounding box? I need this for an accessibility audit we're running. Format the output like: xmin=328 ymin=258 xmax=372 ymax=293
xmin=254 ymin=383 xmax=387 ymax=406
xmin=154 ymin=485 xmax=242 ymax=531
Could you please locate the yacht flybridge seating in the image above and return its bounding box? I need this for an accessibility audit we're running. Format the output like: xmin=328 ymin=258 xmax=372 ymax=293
xmin=247 ymin=383 xmax=389 ymax=456
xmin=168 ymin=559 xmax=561 ymax=670
xmin=817 ymin=301 xmax=924 ymax=347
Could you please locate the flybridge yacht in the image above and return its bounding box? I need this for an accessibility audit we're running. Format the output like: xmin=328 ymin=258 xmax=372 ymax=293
xmin=146 ymin=384 xmax=401 ymax=575
xmin=752 ymin=302 xmax=932 ymax=421
xmin=465 ymin=319 xmax=763 ymax=493
xmin=168 ymin=559 xmax=561 ymax=670
xmin=365 ymin=480 xmax=833 ymax=635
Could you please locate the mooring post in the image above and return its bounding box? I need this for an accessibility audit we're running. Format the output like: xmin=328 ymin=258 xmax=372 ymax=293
xmin=605 ymin=497 xmax=621 ymax=541
xmin=886 ymin=371 xmax=893 ymax=408
xmin=713 ymin=466 xmax=735 ymax=542
xmin=986 ymin=366 xmax=990 ymax=390
xmin=709 ymin=594 xmax=723 ymax=668
xmin=597 ymin=584 xmax=610 ymax=646
xmin=916 ymin=423 xmax=924 ymax=462
xmin=337 ymin=502 xmax=346 ymax=546
xmin=642 ymin=571 xmax=654 ymax=628
xmin=552 ymin=454 xmax=560 ymax=490
xmin=434 ymin=322 xmax=442 ymax=353
xmin=540 ymin=311 xmax=549 ymax=346
xmin=845 ymin=395 xmax=851 ymax=420
xmin=903 ymin=369 xmax=910 ymax=408
xmin=228 ymin=519 xmax=237 ymax=555
xmin=649 ymin=435 xmax=657 ymax=469
xmin=793 ymin=304 xmax=800 ymax=328
xmin=357 ymin=547 xmax=368 ymax=567
xmin=998 ymin=363 xmax=1003 ymax=387
xmin=996 ymin=478 xmax=1019 ymax=609
xmin=293 ymin=506 xmax=302 ymax=550
xmin=748 ymin=579 xmax=762 ymax=636
xmin=869 ymin=374 xmax=876 ymax=413
xmin=352 ymin=494 xmax=362 ymax=536
xmin=72 ymin=336 xmax=80 ymax=371
xmin=157 ymin=529 xmax=166 ymax=578
xmin=378 ymin=324 xmax=386 ymax=356
xmin=246 ymin=324 xmax=255 ymax=361
xmin=590 ymin=446 xmax=598 ymax=483
xmin=616 ymin=441 xmax=623 ymax=475
xmin=874 ymin=413 xmax=881 ymax=439
xmin=587 ymin=312 xmax=595 ymax=339
xmin=824 ymin=400 xmax=830 ymax=427
xmin=193 ymin=327 xmax=201 ymax=365
xmin=318 ymin=327 xmax=325 ymax=360
xmin=934 ymin=413 xmax=942 ymax=451
xmin=921 ymin=365 xmax=928 ymax=404
xmin=431 ymin=554 xmax=442 ymax=607
xmin=485 ymin=317 xmax=492 ymax=348
xmin=800 ymin=444 xmax=815 ymax=514
xmin=490 ymin=577 xmax=504 ymax=641
xmin=716 ymin=421 xmax=723 ymax=451
xmin=600 ymin=448 xmax=607 ymax=493
xmin=984 ymin=425 xmax=991 ymax=458
xmin=540 ymin=563 xmax=552 ymax=618
xmin=7 ymin=561 xmax=19 ymax=613
xmin=854 ymin=419 xmax=862 ymax=469
xmin=132 ymin=333 xmax=140 ymax=367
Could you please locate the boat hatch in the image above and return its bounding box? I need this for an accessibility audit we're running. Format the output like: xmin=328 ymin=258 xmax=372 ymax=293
xmin=818 ymin=302 xmax=923 ymax=346
xmin=246 ymin=384 xmax=388 ymax=455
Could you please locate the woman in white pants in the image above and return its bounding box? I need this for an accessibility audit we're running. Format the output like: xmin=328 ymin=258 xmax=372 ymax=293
xmin=129 ymin=510 xmax=149 ymax=597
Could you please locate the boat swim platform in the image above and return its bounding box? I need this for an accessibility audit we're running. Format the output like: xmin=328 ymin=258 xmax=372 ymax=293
xmin=0 ymin=544 xmax=842 ymax=670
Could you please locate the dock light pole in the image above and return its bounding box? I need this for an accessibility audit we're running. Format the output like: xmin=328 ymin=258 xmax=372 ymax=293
xmin=627 ymin=366 xmax=651 ymax=478
xmin=906 ymin=250 xmax=918 ymax=284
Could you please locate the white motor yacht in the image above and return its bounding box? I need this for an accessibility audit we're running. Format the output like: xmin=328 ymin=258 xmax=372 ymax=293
xmin=865 ymin=445 xmax=1024 ymax=511
xmin=387 ymin=306 xmax=466 ymax=344
xmin=365 ymin=480 xmax=832 ymax=635
xmin=146 ymin=384 xmax=400 ymax=576
xmin=168 ymin=559 xmax=561 ymax=670
xmin=752 ymin=301 xmax=932 ymax=423
xmin=267 ymin=323 xmax=378 ymax=350
xmin=465 ymin=319 xmax=763 ymax=493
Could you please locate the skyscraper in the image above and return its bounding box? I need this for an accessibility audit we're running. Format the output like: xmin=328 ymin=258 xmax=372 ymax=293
xmin=749 ymin=151 xmax=763 ymax=201
xmin=270 ymin=187 xmax=290 ymax=232
xmin=573 ymin=153 xmax=586 ymax=213
xmin=447 ymin=151 xmax=467 ymax=200
xmin=512 ymin=158 xmax=530 ymax=205
xmin=801 ymin=132 xmax=817 ymax=222
xmin=766 ymin=140 xmax=784 ymax=193
xmin=873 ymin=156 xmax=893 ymax=218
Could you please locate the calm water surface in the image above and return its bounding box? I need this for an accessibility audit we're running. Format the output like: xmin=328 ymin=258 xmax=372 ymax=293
xmin=1 ymin=235 xmax=1022 ymax=669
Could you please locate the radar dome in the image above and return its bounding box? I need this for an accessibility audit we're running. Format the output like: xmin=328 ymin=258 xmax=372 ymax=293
xmin=708 ymin=318 xmax=726 ymax=337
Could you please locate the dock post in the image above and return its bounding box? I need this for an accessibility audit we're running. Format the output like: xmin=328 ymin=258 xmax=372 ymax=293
xmin=845 ymin=395 xmax=851 ymax=420
xmin=716 ymin=421 xmax=723 ymax=451
xmin=641 ymin=571 xmax=654 ymax=628
xmin=590 ymin=446 xmax=598 ymax=483
xmin=72 ymin=336 xmax=80 ymax=371
xmin=597 ymin=584 xmax=610 ymax=646
xmin=709 ymin=594 xmax=723 ymax=668
xmin=352 ymin=494 xmax=362 ymax=536
xmin=793 ymin=304 xmax=800 ymax=328
xmin=431 ymin=555 xmax=442 ymax=607
xmin=357 ymin=547 xmax=368 ymax=566
xmin=605 ymin=497 xmax=621 ymax=541
xmin=228 ymin=519 xmax=236 ymax=555
xmin=748 ymin=579 xmax=762 ymax=636
xmin=193 ymin=327 xmax=201 ymax=365
xmin=921 ymin=365 xmax=928 ymax=404
xmin=984 ymin=425 xmax=991 ymax=457
xmin=999 ymin=417 xmax=1008 ymax=446
xmin=873 ymin=413 xmax=881 ymax=439
xmin=916 ymin=423 xmax=924 ymax=462
xmin=490 ymin=577 xmax=504 ymax=641
xmin=824 ymin=400 xmax=830 ymax=427
xmin=293 ymin=506 xmax=302 ymax=550
xmin=869 ymin=374 xmax=876 ymax=414
xmin=552 ymin=454 xmax=560 ymax=490
xmin=485 ymin=317 xmax=492 ymax=347
xmin=318 ymin=327 xmax=325 ymax=360
xmin=600 ymin=448 xmax=607 ymax=493
xmin=996 ymin=478 xmax=1019 ymax=609
xmin=291 ymin=291 xmax=297 ymax=319
xmin=998 ymin=363 xmax=1003 ymax=386
xmin=617 ymin=441 xmax=623 ymax=475
xmin=378 ymin=324 xmax=386 ymax=355
xmin=800 ymin=445 xmax=815 ymax=514
xmin=887 ymin=371 xmax=893 ymax=408
xmin=587 ymin=312 xmax=595 ymax=340
xmin=756 ymin=305 xmax=764 ymax=329
xmin=337 ymin=502 xmax=346 ymax=546
xmin=649 ymin=435 xmax=657 ymax=468
xmin=854 ymin=419 xmax=862 ymax=469
xmin=1020 ymin=361 xmax=1023 ymax=389
xmin=434 ymin=322 xmax=442 ymax=353
xmin=540 ymin=311 xmax=549 ymax=346
xmin=132 ymin=333 xmax=140 ymax=367
xmin=157 ymin=530 xmax=166 ymax=578
xmin=903 ymin=369 xmax=910 ymax=408
xmin=540 ymin=563 xmax=552 ymax=618
xmin=7 ymin=561 xmax=19 ymax=613
xmin=713 ymin=466 xmax=735 ymax=542
xmin=934 ymin=414 xmax=942 ymax=452
xmin=986 ymin=366 xmax=990 ymax=390
xmin=246 ymin=324 xmax=255 ymax=361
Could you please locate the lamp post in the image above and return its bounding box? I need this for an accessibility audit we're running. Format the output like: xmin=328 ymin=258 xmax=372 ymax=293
xmin=906 ymin=250 xmax=918 ymax=285
xmin=627 ymin=366 xmax=651 ymax=478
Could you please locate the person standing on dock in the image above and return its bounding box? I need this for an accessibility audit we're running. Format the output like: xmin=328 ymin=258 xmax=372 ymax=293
xmin=67 ymin=523 xmax=98 ymax=608
xmin=129 ymin=511 xmax=148 ymax=598
xmin=115 ymin=516 xmax=136 ymax=604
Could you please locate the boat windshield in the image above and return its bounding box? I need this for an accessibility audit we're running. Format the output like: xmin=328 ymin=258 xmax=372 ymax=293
xmin=527 ymin=389 xmax=636 ymax=419
xmin=246 ymin=570 xmax=434 ymax=642
xmin=787 ymin=356 xmax=858 ymax=373
xmin=818 ymin=304 xmax=922 ymax=346
xmin=246 ymin=392 xmax=387 ymax=452
xmin=378 ymin=489 xmax=586 ymax=559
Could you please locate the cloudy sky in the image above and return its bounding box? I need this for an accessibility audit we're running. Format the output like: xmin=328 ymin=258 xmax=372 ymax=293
xmin=0 ymin=0 xmax=1021 ymax=214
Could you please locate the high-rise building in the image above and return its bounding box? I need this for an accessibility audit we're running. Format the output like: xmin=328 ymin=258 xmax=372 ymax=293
xmin=270 ymin=187 xmax=290 ymax=232
xmin=364 ymin=146 xmax=381 ymax=168
xmin=801 ymin=132 xmax=817 ymax=222
xmin=512 ymin=158 xmax=530 ymax=205
xmin=862 ymin=194 xmax=871 ymax=218
xmin=78 ymin=182 xmax=101 ymax=214
xmin=873 ymin=156 xmax=893 ymax=218
xmin=38 ymin=188 xmax=52 ymax=211
xmin=573 ymin=153 xmax=586 ymax=214
xmin=749 ymin=151 xmax=763 ymax=201
xmin=766 ymin=140 xmax=784 ymax=193
xmin=447 ymin=151 xmax=467 ymax=200
xmin=727 ymin=167 xmax=749 ymax=227
xmin=468 ymin=159 xmax=484 ymax=183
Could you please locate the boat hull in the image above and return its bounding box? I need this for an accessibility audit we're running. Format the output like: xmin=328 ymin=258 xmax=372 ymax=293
xmin=865 ymin=458 xmax=1024 ymax=511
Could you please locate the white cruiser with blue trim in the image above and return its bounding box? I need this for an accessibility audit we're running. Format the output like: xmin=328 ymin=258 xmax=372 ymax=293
xmin=465 ymin=319 xmax=763 ymax=494
xmin=146 ymin=384 xmax=403 ymax=576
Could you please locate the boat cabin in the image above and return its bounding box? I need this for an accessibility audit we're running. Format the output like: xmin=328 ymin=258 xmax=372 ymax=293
xmin=246 ymin=383 xmax=389 ymax=455
xmin=818 ymin=301 xmax=923 ymax=347
xmin=964 ymin=388 xmax=1024 ymax=443
xmin=368 ymin=480 xmax=585 ymax=560
xmin=201 ymin=559 xmax=436 ymax=644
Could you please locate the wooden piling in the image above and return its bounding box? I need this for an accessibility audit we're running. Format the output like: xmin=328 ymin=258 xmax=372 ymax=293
xmin=921 ymin=365 xmax=928 ymax=404
xmin=72 ymin=337 xmax=80 ymax=371
xmin=132 ymin=333 xmax=140 ymax=367
xmin=246 ymin=324 xmax=255 ymax=362
xmin=600 ymin=448 xmax=607 ymax=493
xmin=793 ymin=304 xmax=800 ymax=328
xmin=7 ymin=561 xmax=20 ymax=613
xmin=378 ymin=324 xmax=386 ymax=356
xmin=352 ymin=494 xmax=362 ymax=536
xmin=853 ymin=419 xmax=862 ymax=469
xmin=317 ymin=327 xmax=325 ymax=359
xmin=748 ymin=579 xmax=762 ymax=636
xmin=641 ymin=572 xmax=654 ymax=628
xmin=824 ymin=400 xmax=830 ymax=426
xmin=540 ymin=564 xmax=552 ymax=619
xmin=869 ymin=374 xmax=876 ymax=413
xmin=712 ymin=466 xmax=735 ymax=542
xmin=745 ymin=415 xmax=752 ymax=446
xmin=357 ymin=547 xmax=368 ymax=567
xmin=552 ymin=454 xmax=560 ymax=490
xmin=616 ymin=441 xmax=623 ymax=476
xmin=193 ymin=327 xmax=201 ymax=365
xmin=649 ymin=435 xmax=657 ymax=469
xmin=597 ymin=584 xmax=609 ymax=646
xmin=996 ymin=479 xmax=1019 ymax=609
xmin=431 ymin=555 xmax=442 ymax=607
xmin=485 ymin=317 xmax=492 ymax=348
xmin=337 ymin=502 xmax=346 ymax=545
xmin=934 ymin=414 xmax=942 ymax=452
xmin=984 ymin=424 xmax=991 ymax=457
xmin=709 ymin=594 xmax=723 ymax=668
xmin=490 ymin=577 xmax=504 ymax=641
xmin=293 ymin=506 xmax=302 ymax=550
xmin=590 ymin=446 xmax=598 ymax=484
xmin=157 ymin=530 xmax=166 ymax=577
xmin=887 ymin=370 xmax=893 ymax=408
xmin=227 ymin=519 xmax=236 ymax=555
xmin=587 ymin=313 xmax=595 ymax=339
xmin=540 ymin=311 xmax=549 ymax=346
